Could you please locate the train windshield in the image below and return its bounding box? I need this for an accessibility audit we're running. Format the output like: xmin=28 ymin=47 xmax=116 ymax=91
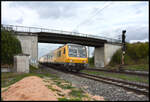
xmin=68 ymin=45 xmax=87 ymax=58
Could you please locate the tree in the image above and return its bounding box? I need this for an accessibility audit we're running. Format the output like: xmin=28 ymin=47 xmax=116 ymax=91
xmin=1 ymin=26 xmax=22 ymax=65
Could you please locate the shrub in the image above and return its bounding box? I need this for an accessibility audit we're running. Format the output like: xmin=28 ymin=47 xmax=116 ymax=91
xmin=124 ymin=54 xmax=135 ymax=65
xmin=109 ymin=49 xmax=122 ymax=65
xmin=109 ymin=42 xmax=149 ymax=65
xmin=1 ymin=26 xmax=22 ymax=65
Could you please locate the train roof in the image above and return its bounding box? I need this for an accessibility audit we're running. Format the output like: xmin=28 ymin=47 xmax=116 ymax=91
xmin=58 ymin=43 xmax=85 ymax=48
xmin=67 ymin=43 xmax=85 ymax=46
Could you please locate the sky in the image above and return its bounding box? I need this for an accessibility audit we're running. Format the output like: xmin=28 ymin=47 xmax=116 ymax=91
xmin=2 ymin=1 xmax=149 ymax=59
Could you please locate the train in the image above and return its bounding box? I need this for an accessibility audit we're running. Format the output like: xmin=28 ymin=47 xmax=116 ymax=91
xmin=39 ymin=43 xmax=88 ymax=72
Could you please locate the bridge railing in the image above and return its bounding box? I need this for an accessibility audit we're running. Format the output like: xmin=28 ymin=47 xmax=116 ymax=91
xmin=2 ymin=24 xmax=122 ymax=43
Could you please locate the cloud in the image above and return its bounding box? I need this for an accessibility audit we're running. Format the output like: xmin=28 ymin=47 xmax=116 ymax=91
xmin=2 ymin=1 xmax=149 ymax=57
xmin=130 ymin=39 xmax=149 ymax=43
xmin=8 ymin=2 xmax=79 ymax=19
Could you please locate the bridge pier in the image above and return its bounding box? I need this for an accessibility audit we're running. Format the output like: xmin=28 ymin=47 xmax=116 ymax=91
xmin=15 ymin=33 xmax=38 ymax=68
xmin=94 ymin=43 xmax=122 ymax=68
xmin=94 ymin=46 xmax=105 ymax=67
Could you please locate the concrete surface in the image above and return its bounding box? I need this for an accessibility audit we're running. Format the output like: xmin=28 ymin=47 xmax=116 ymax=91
xmin=94 ymin=46 xmax=105 ymax=67
xmin=104 ymin=43 xmax=122 ymax=66
xmin=16 ymin=34 xmax=38 ymax=67
xmin=13 ymin=54 xmax=29 ymax=73
xmin=94 ymin=43 xmax=122 ymax=68
xmin=1 ymin=68 xmax=11 ymax=72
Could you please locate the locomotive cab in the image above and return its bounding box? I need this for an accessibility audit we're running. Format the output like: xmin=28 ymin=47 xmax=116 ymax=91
xmin=65 ymin=44 xmax=88 ymax=72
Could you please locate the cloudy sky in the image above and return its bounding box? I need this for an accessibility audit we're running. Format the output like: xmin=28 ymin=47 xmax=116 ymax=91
xmin=2 ymin=1 xmax=149 ymax=58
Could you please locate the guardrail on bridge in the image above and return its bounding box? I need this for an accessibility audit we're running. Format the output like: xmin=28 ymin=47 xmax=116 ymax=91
xmin=1 ymin=24 xmax=122 ymax=43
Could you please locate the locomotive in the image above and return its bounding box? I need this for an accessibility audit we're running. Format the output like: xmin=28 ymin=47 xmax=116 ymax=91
xmin=39 ymin=44 xmax=88 ymax=72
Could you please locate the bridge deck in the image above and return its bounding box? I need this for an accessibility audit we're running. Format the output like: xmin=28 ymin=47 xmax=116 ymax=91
xmin=2 ymin=24 xmax=122 ymax=47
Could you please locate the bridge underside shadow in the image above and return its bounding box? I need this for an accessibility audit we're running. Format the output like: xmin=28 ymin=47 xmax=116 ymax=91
xmin=36 ymin=32 xmax=107 ymax=47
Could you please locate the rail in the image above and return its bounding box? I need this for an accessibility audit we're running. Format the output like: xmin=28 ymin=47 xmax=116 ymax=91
xmin=84 ymin=68 xmax=149 ymax=77
xmin=77 ymin=72 xmax=149 ymax=96
xmin=1 ymin=24 xmax=122 ymax=43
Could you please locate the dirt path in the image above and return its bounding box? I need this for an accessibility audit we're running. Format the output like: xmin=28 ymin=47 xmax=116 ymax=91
xmin=1 ymin=76 xmax=58 ymax=101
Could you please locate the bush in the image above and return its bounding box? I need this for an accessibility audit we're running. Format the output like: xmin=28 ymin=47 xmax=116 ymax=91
xmin=109 ymin=49 xmax=122 ymax=65
xmin=124 ymin=54 xmax=135 ymax=65
xmin=126 ymin=42 xmax=149 ymax=60
xmin=1 ymin=26 xmax=22 ymax=65
xmin=109 ymin=42 xmax=149 ymax=65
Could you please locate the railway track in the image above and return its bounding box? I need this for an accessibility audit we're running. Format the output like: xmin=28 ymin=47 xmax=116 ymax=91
xmin=74 ymin=72 xmax=149 ymax=96
xmin=84 ymin=68 xmax=149 ymax=77
xmin=40 ymin=64 xmax=149 ymax=96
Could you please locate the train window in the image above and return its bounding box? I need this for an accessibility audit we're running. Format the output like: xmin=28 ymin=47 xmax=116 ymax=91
xmin=58 ymin=51 xmax=61 ymax=57
xmin=64 ymin=48 xmax=65 ymax=54
xmin=57 ymin=52 xmax=59 ymax=57
xmin=68 ymin=45 xmax=87 ymax=58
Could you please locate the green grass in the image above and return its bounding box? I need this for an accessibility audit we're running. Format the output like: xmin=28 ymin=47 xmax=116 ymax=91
xmin=69 ymin=89 xmax=86 ymax=98
xmin=1 ymin=72 xmax=57 ymax=88
xmin=123 ymin=64 xmax=149 ymax=71
xmin=2 ymin=87 xmax=10 ymax=92
xmin=1 ymin=65 xmax=58 ymax=88
xmin=58 ymin=97 xmax=82 ymax=101
xmin=88 ymin=64 xmax=95 ymax=68
xmin=106 ymin=64 xmax=149 ymax=72
xmin=29 ymin=65 xmax=39 ymax=72
xmin=81 ymin=70 xmax=149 ymax=84
xmin=46 ymin=85 xmax=61 ymax=92
xmin=54 ymin=79 xmax=75 ymax=90
xmin=59 ymin=84 xmax=75 ymax=89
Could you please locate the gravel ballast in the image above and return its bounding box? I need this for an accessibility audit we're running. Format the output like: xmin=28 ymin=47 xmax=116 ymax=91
xmin=41 ymin=66 xmax=149 ymax=101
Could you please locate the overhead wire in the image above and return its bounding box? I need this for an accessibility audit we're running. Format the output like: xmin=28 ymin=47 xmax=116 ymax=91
xmin=73 ymin=2 xmax=113 ymax=31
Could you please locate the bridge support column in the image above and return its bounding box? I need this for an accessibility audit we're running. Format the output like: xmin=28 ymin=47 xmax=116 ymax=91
xmin=15 ymin=34 xmax=38 ymax=68
xmin=94 ymin=43 xmax=122 ymax=68
xmin=94 ymin=46 xmax=105 ymax=67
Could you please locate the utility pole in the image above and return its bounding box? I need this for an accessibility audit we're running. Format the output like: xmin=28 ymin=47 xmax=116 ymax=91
xmin=119 ymin=30 xmax=126 ymax=71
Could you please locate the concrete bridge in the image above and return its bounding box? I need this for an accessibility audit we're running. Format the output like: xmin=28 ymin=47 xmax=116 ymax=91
xmin=2 ymin=24 xmax=122 ymax=68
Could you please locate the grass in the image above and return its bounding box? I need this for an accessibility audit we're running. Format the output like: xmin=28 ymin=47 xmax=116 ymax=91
xmin=58 ymin=88 xmax=88 ymax=101
xmin=123 ymin=64 xmax=149 ymax=71
xmin=46 ymin=85 xmax=61 ymax=92
xmin=56 ymin=82 xmax=75 ymax=90
xmin=88 ymin=63 xmax=95 ymax=68
xmin=1 ymin=72 xmax=57 ymax=88
xmin=1 ymin=65 xmax=58 ymax=88
xmin=81 ymin=70 xmax=149 ymax=84
xmin=58 ymin=97 xmax=82 ymax=101
xmin=69 ymin=88 xmax=87 ymax=99
xmin=90 ymin=62 xmax=149 ymax=72
xmin=2 ymin=87 xmax=10 ymax=92
xmin=53 ymin=79 xmax=75 ymax=90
